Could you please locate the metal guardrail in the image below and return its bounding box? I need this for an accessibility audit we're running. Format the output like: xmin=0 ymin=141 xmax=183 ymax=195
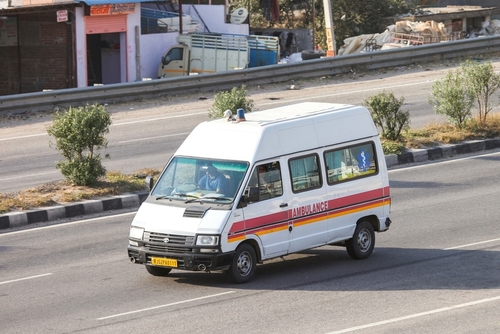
xmin=2 ymin=35 xmax=500 ymax=114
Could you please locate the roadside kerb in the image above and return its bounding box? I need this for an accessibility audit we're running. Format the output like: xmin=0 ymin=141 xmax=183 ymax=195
xmin=1 ymin=138 xmax=500 ymax=230
xmin=0 ymin=192 xmax=149 ymax=230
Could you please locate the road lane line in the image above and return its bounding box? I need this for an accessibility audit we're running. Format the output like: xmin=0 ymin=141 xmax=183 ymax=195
xmin=0 ymin=273 xmax=53 ymax=285
xmin=97 ymin=291 xmax=235 ymax=320
xmin=0 ymin=212 xmax=136 ymax=236
xmin=325 ymin=295 xmax=500 ymax=334
xmin=118 ymin=132 xmax=190 ymax=144
xmin=262 ymin=80 xmax=435 ymax=106
xmin=112 ymin=111 xmax=207 ymax=126
xmin=444 ymin=237 xmax=500 ymax=250
xmin=0 ymin=170 xmax=59 ymax=182
xmin=0 ymin=133 xmax=47 ymax=141
xmin=388 ymin=151 xmax=500 ymax=172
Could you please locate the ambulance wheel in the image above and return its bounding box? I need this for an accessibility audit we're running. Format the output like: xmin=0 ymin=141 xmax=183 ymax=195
xmin=346 ymin=221 xmax=375 ymax=260
xmin=146 ymin=265 xmax=172 ymax=276
xmin=225 ymin=243 xmax=257 ymax=284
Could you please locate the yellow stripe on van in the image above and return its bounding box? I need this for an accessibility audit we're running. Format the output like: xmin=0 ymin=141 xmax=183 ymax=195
xmin=255 ymin=224 xmax=289 ymax=237
xmin=228 ymin=234 xmax=246 ymax=243
xmin=328 ymin=201 xmax=388 ymax=219
xmin=227 ymin=200 xmax=390 ymax=243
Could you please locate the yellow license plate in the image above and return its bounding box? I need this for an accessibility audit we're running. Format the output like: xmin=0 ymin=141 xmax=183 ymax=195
xmin=151 ymin=257 xmax=177 ymax=267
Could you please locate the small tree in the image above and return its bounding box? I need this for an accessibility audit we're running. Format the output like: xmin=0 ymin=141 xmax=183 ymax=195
xmin=208 ymin=85 xmax=255 ymax=119
xmin=47 ymin=104 xmax=111 ymax=186
xmin=461 ymin=60 xmax=500 ymax=123
xmin=363 ymin=91 xmax=410 ymax=141
xmin=428 ymin=68 xmax=474 ymax=129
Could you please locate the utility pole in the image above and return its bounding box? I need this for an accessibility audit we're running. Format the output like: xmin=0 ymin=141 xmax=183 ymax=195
xmin=322 ymin=0 xmax=336 ymax=56
xmin=179 ymin=0 xmax=183 ymax=34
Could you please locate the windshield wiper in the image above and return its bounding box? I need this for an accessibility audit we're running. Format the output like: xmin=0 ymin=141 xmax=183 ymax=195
xmin=185 ymin=196 xmax=232 ymax=204
xmin=201 ymin=196 xmax=232 ymax=201
xmin=155 ymin=195 xmax=171 ymax=201
xmin=156 ymin=193 xmax=199 ymax=201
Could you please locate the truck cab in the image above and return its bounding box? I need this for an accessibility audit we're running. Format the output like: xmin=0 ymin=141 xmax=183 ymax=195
xmin=157 ymin=44 xmax=189 ymax=78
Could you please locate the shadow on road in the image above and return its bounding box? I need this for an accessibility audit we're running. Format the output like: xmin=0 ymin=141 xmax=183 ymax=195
xmin=164 ymin=244 xmax=500 ymax=290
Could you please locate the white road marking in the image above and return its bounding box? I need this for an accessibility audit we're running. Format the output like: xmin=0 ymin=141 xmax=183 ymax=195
xmin=112 ymin=111 xmax=207 ymax=126
xmin=118 ymin=132 xmax=190 ymax=144
xmin=262 ymin=80 xmax=434 ymax=106
xmin=388 ymin=151 xmax=500 ymax=173
xmin=0 ymin=133 xmax=47 ymax=141
xmin=0 ymin=212 xmax=136 ymax=236
xmin=0 ymin=170 xmax=59 ymax=182
xmin=444 ymin=237 xmax=500 ymax=250
xmin=0 ymin=273 xmax=53 ymax=285
xmin=97 ymin=291 xmax=236 ymax=320
xmin=325 ymin=295 xmax=500 ymax=334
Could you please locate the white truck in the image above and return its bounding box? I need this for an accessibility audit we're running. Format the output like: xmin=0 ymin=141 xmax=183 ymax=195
xmin=157 ymin=33 xmax=280 ymax=78
xmin=128 ymin=102 xmax=392 ymax=283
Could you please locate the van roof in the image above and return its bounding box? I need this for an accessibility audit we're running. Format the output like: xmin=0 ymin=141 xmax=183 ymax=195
xmin=175 ymin=102 xmax=378 ymax=162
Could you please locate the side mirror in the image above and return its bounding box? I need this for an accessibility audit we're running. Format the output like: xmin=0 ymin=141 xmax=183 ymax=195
xmin=145 ymin=176 xmax=154 ymax=190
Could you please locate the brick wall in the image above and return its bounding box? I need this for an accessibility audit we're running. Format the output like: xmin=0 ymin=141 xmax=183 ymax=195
xmin=0 ymin=11 xmax=74 ymax=96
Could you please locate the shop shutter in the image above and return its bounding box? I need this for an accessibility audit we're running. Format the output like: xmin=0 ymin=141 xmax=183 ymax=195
xmin=85 ymin=15 xmax=127 ymax=34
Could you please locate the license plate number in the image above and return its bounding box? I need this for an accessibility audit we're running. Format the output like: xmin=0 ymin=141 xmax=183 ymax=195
xmin=151 ymin=257 xmax=177 ymax=267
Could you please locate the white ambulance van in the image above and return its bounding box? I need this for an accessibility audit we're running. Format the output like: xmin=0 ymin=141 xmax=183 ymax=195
xmin=128 ymin=102 xmax=392 ymax=283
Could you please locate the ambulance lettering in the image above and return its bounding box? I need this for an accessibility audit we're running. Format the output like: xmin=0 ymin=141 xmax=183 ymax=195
xmin=292 ymin=201 xmax=328 ymax=218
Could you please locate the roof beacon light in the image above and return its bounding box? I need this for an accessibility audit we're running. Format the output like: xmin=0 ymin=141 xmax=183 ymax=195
xmin=237 ymin=108 xmax=246 ymax=122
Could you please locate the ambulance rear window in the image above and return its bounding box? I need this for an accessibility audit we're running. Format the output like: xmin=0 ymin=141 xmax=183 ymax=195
xmin=324 ymin=141 xmax=378 ymax=185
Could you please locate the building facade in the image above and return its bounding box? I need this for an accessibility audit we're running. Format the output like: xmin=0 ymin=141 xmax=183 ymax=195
xmin=0 ymin=0 xmax=247 ymax=96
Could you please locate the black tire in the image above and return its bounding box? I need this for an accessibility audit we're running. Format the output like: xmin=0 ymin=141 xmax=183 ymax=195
xmin=145 ymin=265 xmax=172 ymax=276
xmin=225 ymin=243 xmax=257 ymax=284
xmin=346 ymin=221 xmax=375 ymax=260
xmin=301 ymin=49 xmax=325 ymax=60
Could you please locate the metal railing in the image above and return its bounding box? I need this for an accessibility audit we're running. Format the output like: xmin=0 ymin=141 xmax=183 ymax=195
xmin=1 ymin=35 xmax=500 ymax=114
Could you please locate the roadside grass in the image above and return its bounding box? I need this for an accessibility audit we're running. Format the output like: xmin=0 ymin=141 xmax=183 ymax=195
xmin=381 ymin=114 xmax=500 ymax=155
xmin=1 ymin=115 xmax=500 ymax=214
xmin=0 ymin=168 xmax=161 ymax=214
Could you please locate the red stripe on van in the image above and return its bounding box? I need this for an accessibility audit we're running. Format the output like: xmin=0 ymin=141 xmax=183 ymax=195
xmin=227 ymin=187 xmax=390 ymax=240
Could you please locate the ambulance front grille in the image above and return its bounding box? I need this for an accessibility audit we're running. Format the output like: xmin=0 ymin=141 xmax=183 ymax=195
xmin=144 ymin=232 xmax=194 ymax=253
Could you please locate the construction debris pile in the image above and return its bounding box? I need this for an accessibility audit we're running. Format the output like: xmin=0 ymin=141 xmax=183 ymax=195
xmin=338 ymin=19 xmax=500 ymax=55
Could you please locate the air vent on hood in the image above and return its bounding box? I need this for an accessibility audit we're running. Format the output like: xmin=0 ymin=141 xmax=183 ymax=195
xmin=183 ymin=207 xmax=209 ymax=218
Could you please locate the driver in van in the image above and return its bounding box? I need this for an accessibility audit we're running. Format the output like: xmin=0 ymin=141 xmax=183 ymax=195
xmin=198 ymin=166 xmax=227 ymax=194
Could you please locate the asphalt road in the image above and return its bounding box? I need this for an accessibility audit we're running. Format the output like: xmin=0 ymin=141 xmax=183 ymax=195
xmin=2 ymin=58 xmax=500 ymax=194
xmin=1 ymin=151 xmax=499 ymax=333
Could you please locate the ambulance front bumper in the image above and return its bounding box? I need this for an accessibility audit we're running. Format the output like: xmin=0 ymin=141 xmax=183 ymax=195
xmin=128 ymin=244 xmax=234 ymax=271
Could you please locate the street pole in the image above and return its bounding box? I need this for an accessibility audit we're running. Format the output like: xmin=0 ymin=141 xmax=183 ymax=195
xmin=322 ymin=0 xmax=336 ymax=56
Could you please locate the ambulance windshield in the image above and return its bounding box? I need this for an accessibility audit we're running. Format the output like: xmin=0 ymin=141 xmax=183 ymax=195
xmin=151 ymin=157 xmax=248 ymax=203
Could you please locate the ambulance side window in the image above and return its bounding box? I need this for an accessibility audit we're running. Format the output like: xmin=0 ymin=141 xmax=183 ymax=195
xmin=244 ymin=161 xmax=283 ymax=203
xmin=289 ymin=154 xmax=322 ymax=193
xmin=324 ymin=142 xmax=378 ymax=185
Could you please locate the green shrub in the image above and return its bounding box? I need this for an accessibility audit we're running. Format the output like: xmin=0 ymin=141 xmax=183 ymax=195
xmin=429 ymin=67 xmax=474 ymax=129
xmin=364 ymin=91 xmax=410 ymax=141
xmin=47 ymin=104 xmax=111 ymax=186
xmin=461 ymin=60 xmax=500 ymax=123
xmin=381 ymin=140 xmax=405 ymax=155
xmin=209 ymin=85 xmax=255 ymax=119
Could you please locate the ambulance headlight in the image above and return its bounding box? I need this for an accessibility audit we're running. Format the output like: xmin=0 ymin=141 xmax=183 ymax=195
xmin=196 ymin=235 xmax=219 ymax=246
xmin=130 ymin=226 xmax=144 ymax=240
